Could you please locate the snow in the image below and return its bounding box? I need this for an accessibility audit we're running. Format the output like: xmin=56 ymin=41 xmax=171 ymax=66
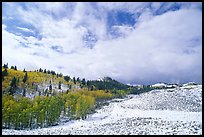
xmin=151 ymin=82 xmax=167 ymax=87
xmin=2 ymin=85 xmax=202 ymax=135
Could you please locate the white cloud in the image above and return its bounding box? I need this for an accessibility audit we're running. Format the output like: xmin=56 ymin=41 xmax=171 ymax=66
xmin=2 ymin=2 xmax=202 ymax=84
xmin=72 ymin=2 xmax=108 ymax=40
xmin=16 ymin=27 xmax=34 ymax=33
xmin=151 ymin=2 xmax=162 ymax=11
xmin=98 ymin=2 xmax=149 ymax=13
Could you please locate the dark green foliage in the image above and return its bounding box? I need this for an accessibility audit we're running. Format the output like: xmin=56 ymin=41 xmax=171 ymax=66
xmin=49 ymin=80 xmax=52 ymax=91
xmin=87 ymin=77 xmax=129 ymax=91
xmin=129 ymin=85 xmax=153 ymax=94
xmin=44 ymin=69 xmax=46 ymax=73
xmin=10 ymin=77 xmax=17 ymax=89
xmin=82 ymin=78 xmax=86 ymax=85
xmin=14 ymin=66 xmax=17 ymax=70
xmin=77 ymin=77 xmax=80 ymax=83
xmin=2 ymin=68 xmax=8 ymax=78
xmin=64 ymin=75 xmax=70 ymax=82
xmin=51 ymin=70 xmax=56 ymax=75
xmin=39 ymin=68 xmax=43 ymax=72
xmin=23 ymin=89 xmax=26 ymax=96
xmin=10 ymin=66 xmax=15 ymax=70
xmin=3 ymin=63 xmax=8 ymax=69
xmin=23 ymin=72 xmax=28 ymax=83
xmin=69 ymin=84 xmax=72 ymax=90
xmin=87 ymin=80 xmax=90 ymax=87
xmin=73 ymin=77 xmax=76 ymax=84
xmin=23 ymin=68 xmax=26 ymax=72
xmin=58 ymin=73 xmax=63 ymax=77
xmin=58 ymin=81 xmax=61 ymax=89
xmin=80 ymin=78 xmax=86 ymax=88
xmin=9 ymin=77 xmax=17 ymax=95
xmin=47 ymin=70 xmax=50 ymax=74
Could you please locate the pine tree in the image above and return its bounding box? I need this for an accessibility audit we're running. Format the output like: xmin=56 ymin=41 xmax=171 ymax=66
xmin=73 ymin=77 xmax=76 ymax=84
xmin=69 ymin=85 xmax=72 ymax=91
xmin=14 ymin=66 xmax=17 ymax=70
xmin=23 ymin=72 xmax=28 ymax=83
xmin=49 ymin=80 xmax=52 ymax=91
xmin=58 ymin=81 xmax=62 ymax=89
xmin=11 ymin=66 xmax=15 ymax=70
xmin=77 ymin=77 xmax=80 ymax=83
xmin=23 ymin=89 xmax=26 ymax=96
xmin=9 ymin=77 xmax=17 ymax=95
xmin=2 ymin=68 xmax=8 ymax=77
xmin=82 ymin=78 xmax=86 ymax=85
xmin=59 ymin=73 xmax=63 ymax=77
xmin=3 ymin=63 xmax=8 ymax=69
xmin=2 ymin=68 xmax=8 ymax=82
xmin=64 ymin=75 xmax=70 ymax=82
xmin=51 ymin=70 xmax=56 ymax=75
xmin=47 ymin=70 xmax=50 ymax=74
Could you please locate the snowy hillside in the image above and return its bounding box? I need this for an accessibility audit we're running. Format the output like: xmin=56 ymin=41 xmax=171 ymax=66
xmin=2 ymin=84 xmax=202 ymax=135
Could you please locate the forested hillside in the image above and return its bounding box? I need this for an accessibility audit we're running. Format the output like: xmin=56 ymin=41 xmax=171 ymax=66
xmin=2 ymin=63 xmax=130 ymax=130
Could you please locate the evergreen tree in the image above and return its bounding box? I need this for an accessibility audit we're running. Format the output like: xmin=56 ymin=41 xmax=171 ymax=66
xmin=64 ymin=75 xmax=70 ymax=82
xmin=23 ymin=72 xmax=28 ymax=83
xmin=23 ymin=68 xmax=26 ymax=72
xmin=47 ymin=70 xmax=50 ymax=74
xmin=58 ymin=81 xmax=62 ymax=89
xmin=58 ymin=73 xmax=63 ymax=77
xmin=14 ymin=66 xmax=17 ymax=70
xmin=39 ymin=68 xmax=43 ymax=72
xmin=87 ymin=80 xmax=90 ymax=90
xmin=49 ymin=80 xmax=52 ymax=91
xmin=44 ymin=69 xmax=46 ymax=73
xmin=2 ymin=68 xmax=8 ymax=77
xmin=10 ymin=77 xmax=17 ymax=88
xmin=82 ymin=78 xmax=86 ymax=85
xmin=11 ymin=66 xmax=15 ymax=69
xmin=77 ymin=77 xmax=80 ymax=83
xmin=23 ymin=89 xmax=26 ymax=96
xmin=69 ymin=84 xmax=72 ymax=91
xmin=9 ymin=77 xmax=17 ymax=95
xmin=2 ymin=68 xmax=8 ymax=81
xmin=51 ymin=70 xmax=56 ymax=75
xmin=73 ymin=77 xmax=76 ymax=84
xmin=3 ymin=63 xmax=8 ymax=69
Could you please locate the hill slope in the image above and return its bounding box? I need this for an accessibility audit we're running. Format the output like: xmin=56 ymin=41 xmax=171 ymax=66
xmin=2 ymin=84 xmax=202 ymax=135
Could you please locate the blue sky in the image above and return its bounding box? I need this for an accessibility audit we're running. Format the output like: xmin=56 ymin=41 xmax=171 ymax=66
xmin=2 ymin=2 xmax=202 ymax=85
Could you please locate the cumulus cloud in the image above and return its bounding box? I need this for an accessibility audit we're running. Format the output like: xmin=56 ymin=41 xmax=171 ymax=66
xmin=2 ymin=2 xmax=202 ymax=85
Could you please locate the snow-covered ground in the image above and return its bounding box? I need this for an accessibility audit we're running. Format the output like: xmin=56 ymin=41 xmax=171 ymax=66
xmin=2 ymin=85 xmax=202 ymax=135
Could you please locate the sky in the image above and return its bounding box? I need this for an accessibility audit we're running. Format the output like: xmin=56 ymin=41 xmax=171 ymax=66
xmin=2 ymin=2 xmax=202 ymax=85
